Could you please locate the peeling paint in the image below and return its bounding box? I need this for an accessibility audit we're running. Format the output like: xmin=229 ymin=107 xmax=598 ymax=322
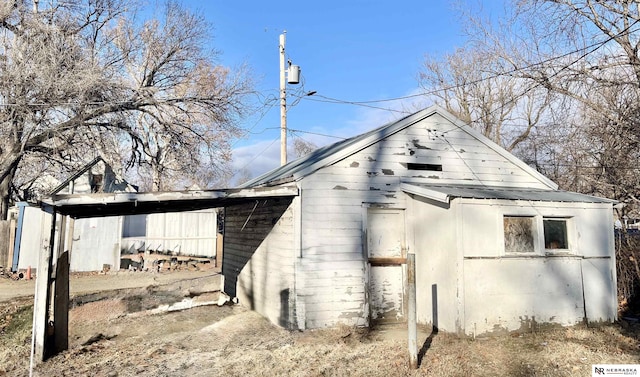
xmin=333 ymin=185 xmax=348 ymax=190
xmin=339 ymin=311 xmax=364 ymax=319
xmin=350 ymin=161 xmax=360 ymax=167
xmin=459 ymin=148 xmax=466 ymax=153
xmin=369 ymin=187 xmax=381 ymax=191
xmin=409 ymin=149 xmax=415 ymax=156
xmin=367 ymin=172 xmax=379 ymax=177
xmin=411 ymin=139 xmax=430 ymax=150
xmin=384 ymin=194 xmax=397 ymax=199
xmin=428 ymin=175 xmax=439 ymax=179
xmin=367 ymin=157 xmax=376 ymax=162
xmin=381 ymin=169 xmax=394 ymax=175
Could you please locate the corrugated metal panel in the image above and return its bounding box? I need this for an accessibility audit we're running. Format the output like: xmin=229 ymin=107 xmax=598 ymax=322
xmin=402 ymin=183 xmax=615 ymax=203
xmin=122 ymin=209 xmax=217 ymax=257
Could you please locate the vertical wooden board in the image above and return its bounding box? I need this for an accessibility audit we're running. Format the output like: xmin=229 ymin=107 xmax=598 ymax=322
xmin=33 ymin=210 xmax=53 ymax=362
xmin=0 ymin=220 xmax=8 ymax=269
xmin=366 ymin=208 xmax=406 ymax=324
xmin=581 ymin=258 xmax=617 ymax=323
xmin=367 ymin=208 xmax=404 ymax=258
xmin=53 ymin=250 xmax=69 ymax=353
xmin=369 ymin=265 xmax=404 ymax=321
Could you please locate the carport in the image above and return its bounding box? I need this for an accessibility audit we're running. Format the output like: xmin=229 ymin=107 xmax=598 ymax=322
xmin=30 ymin=185 xmax=299 ymax=364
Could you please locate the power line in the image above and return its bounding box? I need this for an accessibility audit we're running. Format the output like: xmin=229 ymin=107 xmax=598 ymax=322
xmin=297 ymin=22 xmax=640 ymax=108
xmin=287 ymin=128 xmax=347 ymax=140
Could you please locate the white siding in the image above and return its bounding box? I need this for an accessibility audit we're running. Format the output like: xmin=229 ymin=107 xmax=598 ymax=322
xmin=331 ymin=113 xmax=553 ymax=189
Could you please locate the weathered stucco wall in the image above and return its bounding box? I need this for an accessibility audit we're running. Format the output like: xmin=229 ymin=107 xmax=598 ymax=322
xmin=407 ymin=197 xmax=617 ymax=336
xmin=406 ymin=195 xmax=460 ymax=333
xmin=223 ymin=198 xmax=297 ymax=329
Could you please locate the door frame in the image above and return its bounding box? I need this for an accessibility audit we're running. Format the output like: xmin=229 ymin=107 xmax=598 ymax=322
xmin=362 ymin=204 xmax=408 ymax=325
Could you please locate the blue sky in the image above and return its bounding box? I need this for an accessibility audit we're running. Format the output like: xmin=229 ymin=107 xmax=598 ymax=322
xmin=181 ymin=1 xmax=494 ymax=184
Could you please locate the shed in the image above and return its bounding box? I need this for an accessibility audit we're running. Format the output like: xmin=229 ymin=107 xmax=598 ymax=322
xmin=14 ymin=157 xmax=136 ymax=272
xmin=221 ymin=105 xmax=617 ymax=335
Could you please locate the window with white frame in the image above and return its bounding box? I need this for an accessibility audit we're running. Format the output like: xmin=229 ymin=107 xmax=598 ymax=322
xmin=543 ymin=218 xmax=569 ymax=250
xmin=503 ymin=215 xmax=572 ymax=254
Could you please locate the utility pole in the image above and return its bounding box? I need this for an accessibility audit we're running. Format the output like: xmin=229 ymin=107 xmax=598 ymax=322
xmin=279 ymin=32 xmax=287 ymax=166
xmin=279 ymin=31 xmax=301 ymax=166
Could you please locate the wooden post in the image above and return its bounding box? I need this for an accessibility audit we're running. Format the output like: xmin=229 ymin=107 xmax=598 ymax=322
xmin=53 ymin=215 xmax=69 ymax=354
xmin=53 ymin=250 xmax=69 ymax=353
xmin=32 ymin=209 xmax=55 ymax=363
xmin=407 ymin=253 xmax=418 ymax=369
xmin=215 ymin=232 xmax=223 ymax=268
xmin=7 ymin=217 xmax=15 ymax=269
xmin=31 ymin=210 xmax=73 ymax=365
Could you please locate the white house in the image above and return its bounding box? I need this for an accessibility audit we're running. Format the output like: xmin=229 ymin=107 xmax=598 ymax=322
xmin=220 ymin=105 xmax=617 ymax=336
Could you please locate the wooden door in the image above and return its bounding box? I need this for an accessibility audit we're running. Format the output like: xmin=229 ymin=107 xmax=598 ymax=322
xmin=366 ymin=208 xmax=406 ymax=324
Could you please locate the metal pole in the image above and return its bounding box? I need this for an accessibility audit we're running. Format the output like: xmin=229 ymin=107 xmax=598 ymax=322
xmin=407 ymin=253 xmax=418 ymax=369
xmin=279 ymin=32 xmax=287 ymax=166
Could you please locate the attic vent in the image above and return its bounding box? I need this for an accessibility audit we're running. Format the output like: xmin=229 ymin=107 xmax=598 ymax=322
xmin=407 ymin=163 xmax=442 ymax=172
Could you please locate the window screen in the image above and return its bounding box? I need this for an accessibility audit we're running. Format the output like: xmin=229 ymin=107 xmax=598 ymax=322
xmin=504 ymin=216 xmax=535 ymax=253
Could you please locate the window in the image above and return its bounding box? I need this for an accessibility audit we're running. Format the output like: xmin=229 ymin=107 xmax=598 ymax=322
xmin=503 ymin=215 xmax=572 ymax=255
xmin=407 ymin=163 xmax=442 ymax=171
xmin=91 ymin=174 xmax=103 ymax=193
xmin=504 ymin=216 xmax=535 ymax=253
xmin=543 ymin=218 xmax=568 ymax=250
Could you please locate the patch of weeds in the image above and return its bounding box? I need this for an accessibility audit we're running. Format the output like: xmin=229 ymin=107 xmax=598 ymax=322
xmin=0 ymin=304 xmax=33 ymax=344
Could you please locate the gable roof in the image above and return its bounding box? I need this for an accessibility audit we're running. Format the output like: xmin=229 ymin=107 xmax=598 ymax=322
xmin=50 ymin=157 xmax=105 ymax=195
xmin=240 ymin=105 xmax=558 ymax=190
xmin=50 ymin=157 xmax=136 ymax=195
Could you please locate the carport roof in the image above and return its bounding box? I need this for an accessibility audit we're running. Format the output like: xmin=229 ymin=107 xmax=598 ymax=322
xmin=401 ymin=183 xmax=615 ymax=204
xmin=40 ymin=184 xmax=299 ymax=219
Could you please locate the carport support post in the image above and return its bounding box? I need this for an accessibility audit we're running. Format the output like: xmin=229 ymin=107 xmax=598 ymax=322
xmin=32 ymin=208 xmax=56 ymax=364
xmin=407 ymin=253 xmax=418 ymax=369
xmin=31 ymin=210 xmax=71 ymax=366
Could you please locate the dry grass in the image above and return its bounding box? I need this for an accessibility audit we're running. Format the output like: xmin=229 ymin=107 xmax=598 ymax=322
xmin=1 ymin=282 xmax=639 ymax=376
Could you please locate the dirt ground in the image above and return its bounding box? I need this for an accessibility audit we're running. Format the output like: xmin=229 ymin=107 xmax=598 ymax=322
xmin=2 ymin=270 xmax=640 ymax=377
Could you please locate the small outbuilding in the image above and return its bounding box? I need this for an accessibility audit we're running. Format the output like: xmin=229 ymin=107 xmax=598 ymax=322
xmin=221 ymin=105 xmax=617 ymax=336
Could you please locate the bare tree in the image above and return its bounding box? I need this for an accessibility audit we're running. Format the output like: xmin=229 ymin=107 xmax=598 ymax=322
xmin=0 ymin=0 xmax=252 ymax=216
xmin=292 ymin=136 xmax=317 ymax=159
xmin=419 ymin=44 xmax=555 ymax=152
xmin=435 ymin=0 xmax=640 ymax=301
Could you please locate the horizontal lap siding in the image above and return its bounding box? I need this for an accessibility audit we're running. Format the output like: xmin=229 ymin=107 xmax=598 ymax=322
xmin=300 ymin=168 xmax=403 ymax=327
xmin=330 ymin=115 xmax=550 ymax=189
xmin=222 ymin=198 xmax=297 ymax=329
